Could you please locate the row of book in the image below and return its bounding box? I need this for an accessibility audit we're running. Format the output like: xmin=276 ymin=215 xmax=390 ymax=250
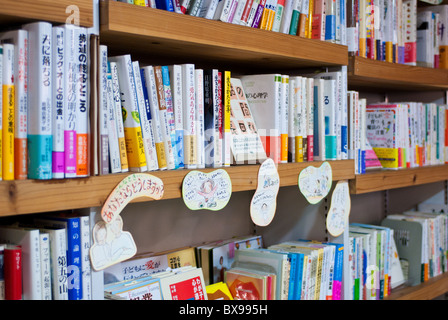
xmin=0 ymin=22 xmax=94 ymax=180
xmin=0 ymin=212 xmax=100 ymax=300
xmin=382 ymin=204 xmax=448 ymax=287
xmin=117 ymin=0 xmax=348 ymax=45
xmin=347 ymin=1 xmax=448 ymax=69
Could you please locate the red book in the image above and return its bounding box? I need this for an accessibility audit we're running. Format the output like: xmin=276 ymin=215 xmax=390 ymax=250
xmin=4 ymin=245 xmax=22 ymax=300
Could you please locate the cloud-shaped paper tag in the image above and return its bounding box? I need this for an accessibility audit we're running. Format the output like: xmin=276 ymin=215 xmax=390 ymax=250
xmin=182 ymin=169 xmax=232 ymax=211
xmin=250 ymin=158 xmax=280 ymax=227
xmin=326 ymin=180 xmax=351 ymax=237
xmin=298 ymin=161 xmax=332 ymax=204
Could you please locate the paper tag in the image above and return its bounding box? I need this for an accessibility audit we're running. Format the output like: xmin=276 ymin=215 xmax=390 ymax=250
xmin=182 ymin=169 xmax=232 ymax=211
xmin=250 ymin=158 xmax=280 ymax=227
xmin=326 ymin=180 xmax=351 ymax=237
xmin=298 ymin=161 xmax=332 ymax=204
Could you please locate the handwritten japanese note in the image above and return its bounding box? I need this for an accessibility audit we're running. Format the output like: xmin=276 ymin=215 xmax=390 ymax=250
xmin=326 ymin=180 xmax=351 ymax=237
xmin=182 ymin=169 xmax=232 ymax=211
xmin=298 ymin=162 xmax=332 ymax=204
xmin=250 ymin=158 xmax=280 ymax=227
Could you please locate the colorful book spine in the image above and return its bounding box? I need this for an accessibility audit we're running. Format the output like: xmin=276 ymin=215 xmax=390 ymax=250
xmin=75 ymin=27 xmax=89 ymax=178
xmin=4 ymin=245 xmax=22 ymax=300
xmin=0 ymin=45 xmax=2 ymax=181
xmin=78 ymin=215 xmax=92 ymax=300
xmin=294 ymin=76 xmax=305 ymax=162
xmin=222 ymin=70 xmax=231 ymax=167
xmin=23 ymin=22 xmax=53 ymax=180
xmin=2 ymin=43 xmax=14 ymax=181
xmin=99 ymin=45 xmax=110 ymax=175
xmin=280 ymin=75 xmax=289 ymax=163
xmin=289 ymin=0 xmax=302 ymax=35
xmin=306 ymin=77 xmax=314 ymax=161
xmin=52 ymin=27 xmax=65 ymax=179
xmin=141 ymin=66 xmax=167 ymax=171
xmin=195 ymin=69 xmax=205 ymax=169
xmin=325 ymin=0 xmax=336 ymax=42
xmin=298 ymin=0 xmax=309 ymax=37
xmin=168 ymin=65 xmax=185 ymax=169
xmin=110 ymin=61 xmax=129 ymax=172
xmin=272 ymin=0 xmax=286 ymax=32
xmin=323 ymin=79 xmax=337 ymax=160
xmin=251 ymin=0 xmax=268 ymax=28
xmin=109 ymin=55 xmax=147 ymax=172
xmin=106 ymin=62 xmax=122 ymax=174
xmin=246 ymin=0 xmax=261 ymax=26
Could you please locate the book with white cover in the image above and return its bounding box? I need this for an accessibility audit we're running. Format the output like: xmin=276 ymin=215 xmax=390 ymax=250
xmin=79 ymin=215 xmax=92 ymax=300
xmin=288 ymin=77 xmax=296 ymax=162
xmin=23 ymin=21 xmax=53 ymax=180
xmin=1 ymin=43 xmax=14 ymax=181
xmin=141 ymin=66 xmax=167 ymax=171
xmin=323 ymin=79 xmax=337 ymax=160
xmin=106 ymin=62 xmax=122 ymax=174
xmin=181 ymin=64 xmax=197 ymax=169
xmin=39 ymin=232 xmax=52 ymax=300
xmin=98 ymin=45 xmax=110 ymax=175
xmin=305 ymin=77 xmax=314 ymax=161
xmin=0 ymin=226 xmax=42 ymax=300
xmin=195 ymin=69 xmax=205 ymax=169
xmin=158 ymin=267 xmax=208 ymax=300
xmin=168 ymin=65 xmax=185 ymax=169
xmin=313 ymin=78 xmax=325 ymax=161
xmin=240 ymin=74 xmax=282 ymax=163
xmin=0 ymin=29 xmax=28 ymax=180
xmin=109 ymin=55 xmax=147 ymax=172
xmin=133 ymin=61 xmax=158 ymax=171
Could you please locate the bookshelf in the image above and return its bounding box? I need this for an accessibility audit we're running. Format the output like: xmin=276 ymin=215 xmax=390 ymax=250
xmin=385 ymin=272 xmax=448 ymax=300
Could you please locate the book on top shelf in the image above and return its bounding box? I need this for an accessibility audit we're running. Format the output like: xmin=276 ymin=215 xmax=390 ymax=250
xmin=1 ymin=43 xmax=14 ymax=181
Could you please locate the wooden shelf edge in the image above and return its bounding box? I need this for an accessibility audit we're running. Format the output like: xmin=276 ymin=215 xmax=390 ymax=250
xmin=0 ymin=160 xmax=354 ymax=217
xmin=0 ymin=0 xmax=94 ymax=28
xmin=100 ymin=0 xmax=348 ymax=69
xmin=348 ymin=56 xmax=448 ymax=91
xmin=349 ymin=165 xmax=448 ymax=195
xmin=386 ymin=272 xmax=448 ymax=300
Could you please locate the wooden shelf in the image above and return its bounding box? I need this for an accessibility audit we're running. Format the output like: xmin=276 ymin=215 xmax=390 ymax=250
xmin=386 ymin=272 xmax=448 ymax=300
xmin=99 ymin=0 xmax=348 ymax=71
xmin=0 ymin=0 xmax=94 ymax=28
xmin=348 ymin=56 xmax=448 ymax=91
xmin=349 ymin=165 xmax=448 ymax=195
xmin=0 ymin=160 xmax=354 ymax=217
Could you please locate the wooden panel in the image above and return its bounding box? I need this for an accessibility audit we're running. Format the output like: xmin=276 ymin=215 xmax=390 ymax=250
xmin=386 ymin=272 xmax=448 ymax=300
xmin=99 ymin=0 xmax=348 ymax=71
xmin=348 ymin=56 xmax=448 ymax=91
xmin=0 ymin=160 xmax=354 ymax=217
xmin=0 ymin=0 xmax=94 ymax=28
xmin=349 ymin=165 xmax=448 ymax=194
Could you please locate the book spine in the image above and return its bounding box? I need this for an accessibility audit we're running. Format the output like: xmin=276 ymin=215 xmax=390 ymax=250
xmin=4 ymin=245 xmax=22 ymax=300
xmin=204 ymin=0 xmax=221 ymax=19
xmin=280 ymin=0 xmax=294 ymax=33
xmin=99 ymin=45 xmax=110 ymax=175
xmin=39 ymin=233 xmax=52 ymax=300
xmin=161 ymin=66 xmax=178 ymax=169
xmin=195 ymin=69 xmax=205 ymax=169
xmin=133 ymin=61 xmax=158 ymax=171
xmin=280 ymin=75 xmax=289 ymax=163
xmin=79 ymin=216 xmax=92 ymax=300
xmin=0 ymin=46 xmax=3 ymax=181
xmin=246 ymin=0 xmax=261 ymax=26
xmin=217 ymin=72 xmax=223 ymax=167
xmin=294 ymin=76 xmax=304 ymax=162
xmin=141 ymin=66 xmax=167 ymax=170
xmin=232 ymin=0 xmax=247 ymax=24
xmin=74 ymin=27 xmax=89 ymax=177
xmin=63 ymin=25 xmax=77 ymax=178
xmin=110 ymin=62 xmax=129 ymax=172
xmin=272 ymin=0 xmax=286 ymax=32
xmin=305 ymin=0 xmax=314 ymax=38
xmin=325 ymin=0 xmax=336 ymax=42
xmin=251 ymin=0 xmax=267 ymax=28
xmin=111 ymin=55 xmax=147 ymax=172
xmin=288 ymin=0 xmax=301 ymax=35
xmin=23 ymin=22 xmax=53 ymax=179
xmin=203 ymin=69 xmax=214 ymax=167
xmin=182 ymin=64 xmax=197 ymax=169
xmin=212 ymin=70 xmax=222 ymax=168
xmin=65 ymin=219 xmax=82 ymax=300
xmin=219 ymin=0 xmax=235 ymax=22
xmin=47 ymin=229 xmax=68 ymax=300
xmin=222 ymin=70 xmax=231 ymax=167
xmin=306 ymin=77 xmax=314 ymax=161
xmin=106 ymin=62 xmax=122 ymax=174
xmin=169 ymin=65 xmax=185 ymax=169
xmin=2 ymin=43 xmax=14 ymax=180
xmin=298 ymin=0 xmax=309 ymax=37
xmin=288 ymin=78 xmax=296 ymax=162
xmin=324 ymin=79 xmax=337 ymax=160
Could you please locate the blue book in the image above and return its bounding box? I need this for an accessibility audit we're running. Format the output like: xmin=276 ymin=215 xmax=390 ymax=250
xmin=324 ymin=242 xmax=344 ymax=300
xmin=155 ymin=0 xmax=174 ymax=11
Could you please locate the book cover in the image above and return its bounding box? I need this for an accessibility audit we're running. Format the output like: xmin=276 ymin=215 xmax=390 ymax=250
xmin=313 ymin=78 xmax=325 ymax=161
xmin=222 ymin=71 xmax=231 ymax=167
xmin=158 ymin=267 xmax=208 ymax=300
xmin=206 ymin=281 xmax=233 ymax=300
xmin=195 ymin=69 xmax=205 ymax=169
xmin=288 ymin=77 xmax=296 ymax=162
xmin=2 ymin=43 xmax=14 ymax=181
xmin=306 ymin=77 xmax=314 ymax=161
xmin=181 ymin=64 xmax=197 ymax=169
xmin=225 ymin=268 xmax=267 ymax=300
xmin=23 ymin=22 xmax=53 ymax=180
xmin=108 ymin=277 xmax=163 ymax=300
xmin=0 ymin=29 xmax=28 ymax=180
xmin=279 ymin=0 xmax=294 ymax=34
xmin=168 ymin=65 xmax=185 ymax=169
xmin=109 ymin=55 xmax=147 ymax=172
xmin=39 ymin=232 xmax=52 ymax=300
xmin=3 ymin=245 xmax=22 ymax=300
xmin=98 ymin=45 xmax=110 ymax=175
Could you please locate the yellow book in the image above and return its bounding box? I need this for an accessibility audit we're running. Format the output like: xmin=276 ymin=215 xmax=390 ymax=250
xmin=0 ymin=44 xmax=3 ymax=181
xmin=440 ymin=45 xmax=448 ymax=69
xmin=134 ymin=0 xmax=147 ymax=5
xmin=2 ymin=44 xmax=14 ymax=180
xmin=223 ymin=71 xmax=231 ymax=167
xmin=280 ymin=75 xmax=289 ymax=163
xmin=295 ymin=136 xmax=303 ymax=162
xmin=373 ymin=148 xmax=399 ymax=169
xmin=306 ymin=0 xmax=314 ymax=38
xmin=206 ymin=282 xmax=233 ymax=300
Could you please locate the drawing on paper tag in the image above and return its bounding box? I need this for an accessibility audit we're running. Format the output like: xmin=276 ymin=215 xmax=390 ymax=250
xmin=250 ymin=158 xmax=280 ymax=227
xmin=326 ymin=180 xmax=351 ymax=237
xmin=298 ymin=161 xmax=332 ymax=204
xmin=182 ymin=169 xmax=232 ymax=211
xmin=90 ymin=173 xmax=165 ymax=271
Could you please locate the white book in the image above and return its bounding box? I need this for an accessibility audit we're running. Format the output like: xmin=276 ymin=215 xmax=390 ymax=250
xmin=313 ymin=79 xmax=325 ymax=161
xmin=201 ymin=0 xmax=221 ymax=19
xmin=109 ymin=61 xmax=129 ymax=173
xmin=218 ymin=0 xmax=236 ymax=22
xmin=141 ymin=66 xmax=168 ymax=171
xmin=280 ymin=75 xmax=289 ymax=163
xmin=79 ymin=216 xmax=92 ymax=300
xmin=245 ymin=0 xmax=260 ymax=26
xmin=168 ymin=65 xmax=185 ymax=169
xmin=39 ymin=232 xmax=52 ymax=300
xmin=181 ymin=64 xmax=197 ymax=169
xmin=280 ymin=0 xmax=294 ymax=34
xmin=288 ymin=77 xmax=296 ymax=162
xmin=306 ymin=77 xmax=314 ymax=161
xmin=109 ymin=55 xmax=147 ymax=172
xmin=203 ymin=69 xmax=220 ymax=168
xmin=231 ymin=0 xmax=247 ymax=24
xmin=1 ymin=43 xmax=14 ymax=181
xmin=23 ymin=21 xmax=53 ymax=180
xmin=323 ymin=79 xmax=337 ymax=160
xmin=133 ymin=61 xmax=158 ymax=171
xmin=39 ymin=227 xmax=68 ymax=300
xmin=74 ymin=26 xmax=89 ymax=177
xmin=63 ymin=24 xmax=78 ymax=178
xmin=99 ymin=45 xmax=110 ymax=175
xmin=106 ymin=62 xmax=122 ymax=174
xmin=417 ymin=10 xmax=435 ymax=68
xmin=161 ymin=66 xmax=178 ymax=169
xmin=195 ymin=69 xmax=205 ymax=169
xmin=0 ymin=29 xmax=28 ymax=180
xmin=0 ymin=226 xmax=42 ymax=300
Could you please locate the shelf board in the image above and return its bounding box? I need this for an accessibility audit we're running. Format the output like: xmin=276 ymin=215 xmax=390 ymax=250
xmin=386 ymin=272 xmax=448 ymax=300
xmin=0 ymin=160 xmax=354 ymax=217
xmin=349 ymin=165 xmax=448 ymax=195
xmin=0 ymin=0 xmax=94 ymax=28
xmin=99 ymin=0 xmax=348 ymax=71
xmin=348 ymin=56 xmax=448 ymax=91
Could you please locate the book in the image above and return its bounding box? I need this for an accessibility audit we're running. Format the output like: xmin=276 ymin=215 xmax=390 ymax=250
xmin=0 ymin=244 xmax=4 ymax=299
xmin=181 ymin=64 xmax=197 ymax=169
xmin=313 ymin=78 xmax=325 ymax=161
xmin=39 ymin=232 xmax=52 ymax=300
xmin=206 ymin=281 xmax=233 ymax=300
xmin=98 ymin=45 xmax=110 ymax=175
xmin=109 ymin=55 xmax=147 ymax=172
xmin=0 ymin=29 xmax=28 ymax=180
xmin=222 ymin=70 xmax=231 ymax=167
xmin=1 ymin=43 xmax=14 ymax=181
xmin=158 ymin=267 xmax=208 ymax=300
xmin=305 ymin=77 xmax=314 ymax=161
xmin=3 ymin=245 xmax=22 ymax=300
xmin=280 ymin=75 xmax=289 ymax=163
xmin=0 ymin=45 xmax=2 ymax=181
xmin=23 ymin=22 xmax=53 ymax=180
xmin=168 ymin=65 xmax=185 ymax=169
xmin=106 ymin=277 xmax=163 ymax=300
xmin=195 ymin=68 xmax=205 ymax=169
xmin=403 ymin=0 xmax=417 ymax=66
xmin=225 ymin=267 xmax=271 ymax=300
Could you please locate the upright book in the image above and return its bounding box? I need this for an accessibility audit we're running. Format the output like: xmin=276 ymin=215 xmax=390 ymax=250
xmin=1 ymin=43 xmax=14 ymax=181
